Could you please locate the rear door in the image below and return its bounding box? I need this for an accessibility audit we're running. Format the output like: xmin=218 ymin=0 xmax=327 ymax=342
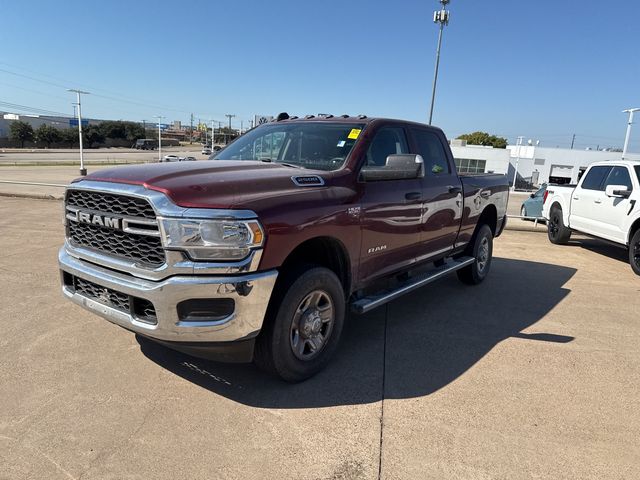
xmin=570 ymin=165 xmax=611 ymax=234
xmin=409 ymin=127 xmax=462 ymax=258
xmin=358 ymin=125 xmax=424 ymax=282
xmin=592 ymin=166 xmax=635 ymax=243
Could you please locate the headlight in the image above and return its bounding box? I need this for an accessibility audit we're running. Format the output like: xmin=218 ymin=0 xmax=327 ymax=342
xmin=159 ymin=218 xmax=264 ymax=261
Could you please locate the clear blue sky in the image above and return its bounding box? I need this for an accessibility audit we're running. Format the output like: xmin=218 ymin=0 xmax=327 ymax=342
xmin=1 ymin=0 xmax=639 ymax=151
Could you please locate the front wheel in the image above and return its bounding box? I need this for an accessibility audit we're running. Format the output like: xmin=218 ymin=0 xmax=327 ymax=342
xmin=254 ymin=267 xmax=345 ymax=382
xmin=629 ymin=229 xmax=640 ymax=276
xmin=457 ymin=224 xmax=493 ymax=285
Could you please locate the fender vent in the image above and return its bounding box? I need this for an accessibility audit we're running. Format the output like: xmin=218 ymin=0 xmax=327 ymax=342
xmin=292 ymin=175 xmax=325 ymax=187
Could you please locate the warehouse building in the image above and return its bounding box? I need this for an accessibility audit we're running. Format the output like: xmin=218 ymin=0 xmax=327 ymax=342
xmin=450 ymin=140 xmax=640 ymax=188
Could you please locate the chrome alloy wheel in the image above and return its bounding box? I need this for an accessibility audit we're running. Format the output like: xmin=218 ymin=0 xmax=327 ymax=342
xmin=290 ymin=290 xmax=335 ymax=361
xmin=477 ymin=236 xmax=490 ymax=272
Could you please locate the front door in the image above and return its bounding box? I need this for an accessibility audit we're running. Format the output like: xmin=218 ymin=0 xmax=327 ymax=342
xmin=593 ymin=166 xmax=635 ymax=243
xmin=359 ymin=126 xmax=423 ymax=282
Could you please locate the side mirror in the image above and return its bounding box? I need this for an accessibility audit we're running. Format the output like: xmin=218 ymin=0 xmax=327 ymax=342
xmin=360 ymin=154 xmax=424 ymax=181
xmin=530 ymin=193 xmax=535 ymax=198
xmin=605 ymin=184 xmax=631 ymax=198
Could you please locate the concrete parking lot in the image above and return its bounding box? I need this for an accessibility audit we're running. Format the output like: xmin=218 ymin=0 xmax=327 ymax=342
xmin=1 ymin=197 xmax=639 ymax=479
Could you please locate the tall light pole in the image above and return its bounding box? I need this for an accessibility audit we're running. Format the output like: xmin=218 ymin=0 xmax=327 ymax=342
xmin=428 ymin=0 xmax=450 ymax=125
xmin=68 ymin=89 xmax=90 ymax=175
xmin=512 ymin=136 xmax=524 ymax=192
xmin=154 ymin=115 xmax=164 ymax=162
xmin=622 ymin=108 xmax=640 ymax=160
xmin=211 ymin=119 xmax=215 ymax=148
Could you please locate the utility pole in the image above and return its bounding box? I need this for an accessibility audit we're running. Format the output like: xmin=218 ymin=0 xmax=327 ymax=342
xmin=142 ymin=120 xmax=146 ymax=137
xmin=512 ymin=136 xmax=523 ymax=192
xmin=428 ymin=0 xmax=451 ymax=125
xmin=225 ymin=114 xmax=236 ymax=144
xmin=190 ymin=113 xmax=194 ymax=144
xmin=570 ymin=133 xmax=576 ymax=149
xmin=211 ymin=119 xmax=215 ymax=148
xmin=68 ymin=89 xmax=90 ymax=176
xmin=622 ymin=108 xmax=640 ymax=160
xmin=154 ymin=115 xmax=164 ymax=162
xmin=240 ymin=120 xmax=244 ymax=134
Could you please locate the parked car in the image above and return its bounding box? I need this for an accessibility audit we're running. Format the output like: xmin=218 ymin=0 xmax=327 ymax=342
xmin=520 ymin=184 xmax=547 ymax=221
xmin=58 ymin=114 xmax=509 ymax=381
xmin=161 ymin=154 xmax=180 ymax=162
xmin=542 ymin=160 xmax=640 ymax=274
xmin=201 ymin=146 xmax=212 ymax=155
xmin=181 ymin=156 xmax=197 ymax=162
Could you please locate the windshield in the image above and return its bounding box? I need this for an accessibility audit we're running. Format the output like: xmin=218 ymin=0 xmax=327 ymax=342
xmin=212 ymin=122 xmax=365 ymax=171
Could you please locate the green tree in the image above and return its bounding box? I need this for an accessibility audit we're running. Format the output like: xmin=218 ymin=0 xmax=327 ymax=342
xmin=123 ymin=121 xmax=145 ymax=141
xmin=61 ymin=128 xmax=78 ymax=147
xmin=9 ymin=121 xmax=34 ymax=148
xmin=84 ymin=125 xmax=105 ymax=147
xmin=98 ymin=121 xmax=126 ymax=140
xmin=456 ymin=131 xmax=507 ymax=149
xmin=35 ymin=124 xmax=62 ymax=148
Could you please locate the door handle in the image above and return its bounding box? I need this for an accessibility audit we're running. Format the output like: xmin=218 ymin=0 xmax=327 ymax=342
xmin=405 ymin=192 xmax=421 ymax=201
xmin=448 ymin=185 xmax=462 ymax=194
xmin=594 ymin=199 xmax=602 ymax=204
xmin=573 ymin=196 xmax=580 ymax=200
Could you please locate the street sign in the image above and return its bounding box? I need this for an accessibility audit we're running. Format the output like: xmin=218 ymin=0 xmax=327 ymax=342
xmin=69 ymin=119 xmax=89 ymax=127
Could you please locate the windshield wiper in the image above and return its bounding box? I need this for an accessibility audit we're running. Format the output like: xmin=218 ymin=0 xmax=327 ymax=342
xmin=278 ymin=162 xmax=304 ymax=169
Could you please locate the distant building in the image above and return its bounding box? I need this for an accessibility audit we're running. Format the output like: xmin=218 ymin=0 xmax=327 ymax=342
xmin=450 ymin=141 xmax=640 ymax=188
xmin=0 ymin=111 xmax=101 ymax=138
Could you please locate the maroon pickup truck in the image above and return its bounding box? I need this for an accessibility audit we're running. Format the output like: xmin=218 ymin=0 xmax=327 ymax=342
xmin=59 ymin=114 xmax=508 ymax=381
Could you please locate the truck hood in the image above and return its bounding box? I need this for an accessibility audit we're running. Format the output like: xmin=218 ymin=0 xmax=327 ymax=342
xmin=81 ymin=160 xmax=340 ymax=210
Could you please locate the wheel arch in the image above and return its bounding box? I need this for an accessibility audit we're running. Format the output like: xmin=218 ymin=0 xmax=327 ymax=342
xmin=277 ymin=236 xmax=352 ymax=297
xmin=628 ymin=217 xmax=640 ymax=246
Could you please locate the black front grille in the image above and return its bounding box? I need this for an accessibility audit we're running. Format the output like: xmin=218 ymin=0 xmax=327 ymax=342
xmin=68 ymin=222 xmax=165 ymax=267
xmin=66 ymin=190 xmax=156 ymax=219
xmin=65 ymin=189 xmax=165 ymax=267
xmin=70 ymin=275 xmax=157 ymax=324
xmin=75 ymin=277 xmax=130 ymax=312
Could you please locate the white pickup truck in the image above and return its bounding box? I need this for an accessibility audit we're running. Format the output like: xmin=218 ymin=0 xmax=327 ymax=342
xmin=542 ymin=160 xmax=640 ymax=275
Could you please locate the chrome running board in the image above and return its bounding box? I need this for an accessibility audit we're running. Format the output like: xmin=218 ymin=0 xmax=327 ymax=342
xmin=350 ymin=256 xmax=475 ymax=314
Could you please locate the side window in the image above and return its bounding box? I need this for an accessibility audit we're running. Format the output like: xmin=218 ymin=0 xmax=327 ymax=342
xmin=603 ymin=166 xmax=633 ymax=191
xmin=411 ymin=129 xmax=450 ymax=175
xmin=365 ymin=127 xmax=409 ymax=166
xmin=580 ymin=166 xmax=612 ymax=191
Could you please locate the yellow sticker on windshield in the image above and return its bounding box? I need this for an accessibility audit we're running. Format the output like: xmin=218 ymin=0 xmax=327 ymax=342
xmin=348 ymin=128 xmax=362 ymax=140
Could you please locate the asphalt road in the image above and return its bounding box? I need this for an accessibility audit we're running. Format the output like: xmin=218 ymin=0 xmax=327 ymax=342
xmin=0 ymin=146 xmax=206 ymax=165
xmin=1 ymin=198 xmax=639 ymax=479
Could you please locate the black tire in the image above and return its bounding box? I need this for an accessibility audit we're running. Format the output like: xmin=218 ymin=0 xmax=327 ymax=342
xmin=254 ymin=266 xmax=345 ymax=382
xmin=629 ymin=229 xmax=640 ymax=276
xmin=547 ymin=207 xmax=571 ymax=244
xmin=457 ymin=224 xmax=493 ymax=285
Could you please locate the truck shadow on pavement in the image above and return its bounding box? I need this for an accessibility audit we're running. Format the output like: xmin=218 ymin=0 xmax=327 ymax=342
xmin=566 ymin=237 xmax=629 ymax=265
xmin=137 ymin=257 xmax=576 ymax=408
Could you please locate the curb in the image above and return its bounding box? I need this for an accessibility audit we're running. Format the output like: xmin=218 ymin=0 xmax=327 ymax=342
xmin=0 ymin=191 xmax=63 ymax=201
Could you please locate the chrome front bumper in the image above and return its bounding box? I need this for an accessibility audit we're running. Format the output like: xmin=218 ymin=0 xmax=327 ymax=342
xmin=59 ymin=248 xmax=278 ymax=343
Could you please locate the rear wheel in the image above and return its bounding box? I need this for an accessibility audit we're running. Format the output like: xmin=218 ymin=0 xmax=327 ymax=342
xmin=548 ymin=207 xmax=571 ymax=244
xmin=629 ymin=229 xmax=640 ymax=276
xmin=457 ymin=224 xmax=493 ymax=285
xmin=254 ymin=266 xmax=345 ymax=382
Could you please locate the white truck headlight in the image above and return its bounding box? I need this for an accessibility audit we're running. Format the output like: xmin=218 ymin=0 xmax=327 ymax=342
xmin=159 ymin=218 xmax=264 ymax=261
